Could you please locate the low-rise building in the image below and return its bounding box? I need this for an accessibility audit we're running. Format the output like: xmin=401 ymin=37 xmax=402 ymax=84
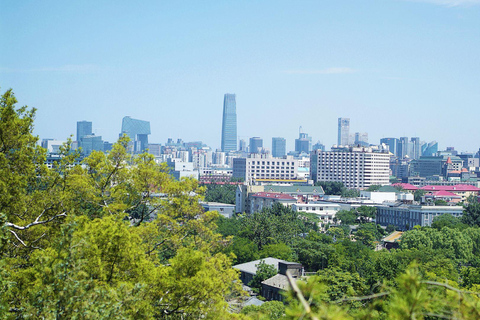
xmin=291 ymin=202 xmax=341 ymax=225
xmin=200 ymin=202 xmax=236 ymax=218
xmin=376 ymin=204 xmax=463 ymax=230
xmin=233 ymin=155 xmax=299 ymax=183
xmin=248 ymin=192 xmax=296 ymax=213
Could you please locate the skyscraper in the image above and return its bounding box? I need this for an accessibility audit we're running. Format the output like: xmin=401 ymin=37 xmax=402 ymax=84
xmin=338 ymin=118 xmax=350 ymax=146
xmin=221 ymin=94 xmax=237 ymax=153
xmin=272 ymin=137 xmax=286 ymax=157
xmin=77 ymin=121 xmax=93 ymax=142
xmin=380 ymin=138 xmax=398 ymax=155
xmin=249 ymin=137 xmax=263 ymax=154
xmin=120 ymin=116 xmax=151 ymax=153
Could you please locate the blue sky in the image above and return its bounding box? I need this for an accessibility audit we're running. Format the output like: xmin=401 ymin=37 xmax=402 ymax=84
xmin=1 ymin=0 xmax=479 ymax=152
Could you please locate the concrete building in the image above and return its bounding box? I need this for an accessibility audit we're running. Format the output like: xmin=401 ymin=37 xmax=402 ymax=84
xmin=337 ymin=118 xmax=350 ymax=146
xmin=76 ymin=121 xmax=93 ymax=142
xmin=232 ymin=155 xmax=299 ymax=183
xmin=376 ymin=204 xmax=464 ymax=230
xmin=292 ymin=202 xmax=341 ymax=225
xmin=200 ymin=202 xmax=235 ymax=218
xmin=248 ymin=192 xmax=296 ymax=213
xmin=380 ymin=138 xmax=398 ymax=155
xmin=310 ymin=146 xmax=391 ymax=188
xmin=166 ymin=158 xmax=199 ymax=180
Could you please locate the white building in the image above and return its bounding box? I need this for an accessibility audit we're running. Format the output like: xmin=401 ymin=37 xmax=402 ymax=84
xmin=310 ymin=146 xmax=391 ymax=189
xmin=232 ymin=155 xmax=299 ymax=183
xmin=292 ymin=202 xmax=341 ymax=225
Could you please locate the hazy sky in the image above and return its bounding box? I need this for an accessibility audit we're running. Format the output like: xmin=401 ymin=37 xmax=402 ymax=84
xmin=1 ymin=0 xmax=479 ymax=153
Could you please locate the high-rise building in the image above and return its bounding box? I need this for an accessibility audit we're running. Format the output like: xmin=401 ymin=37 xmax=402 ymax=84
xmin=239 ymin=139 xmax=247 ymax=152
xmin=249 ymin=137 xmax=263 ymax=154
xmin=120 ymin=116 xmax=151 ymax=153
xmin=380 ymin=138 xmax=398 ymax=155
xmin=295 ymin=128 xmax=312 ymax=154
xmin=397 ymin=137 xmax=409 ymax=159
xmin=310 ymin=146 xmax=391 ymax=188
xmin=337 ymin=118 xmax=350 ymax=146
xmin=81 ymin=135 xmax=104 ymax=155
xmin=272 ymin=137 xmax=286 ymax=157
xmin=411 ymin=137 xmax=421 ymax=159
xmin=312 ymin=141 xmax=325 ymax=152
xmin=77 ymin=121 xmax=93 ymax=142
xmin=221 ymin=94 xmax=237 ymax=153
xmin=422 ymin=141 xmax=439 ymax=157
xmin=354 ymin=132 xmax=368 ymax=146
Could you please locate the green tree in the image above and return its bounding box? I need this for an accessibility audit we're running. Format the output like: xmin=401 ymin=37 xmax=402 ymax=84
xmin=414 ymin=189 xmax=426 ymax=202
xmin=249 ymin=260 xmax=277 ymax=293
xmin=334 ymin=210 xmax=356 ymax=225
xmin=203 ymin=183 xmax=237 ymax=204
xmin=259 ymin=243 xmax=295 ymax=261
xmin=461 ymin=195 xmax=480 ymax=227
xmin=431 ymin=213 xmax=465 ymax=230
xmin=366 ymin=185 xmax=382 ymax=191
xmin=314 ymin=181 xmax=344 ymax=195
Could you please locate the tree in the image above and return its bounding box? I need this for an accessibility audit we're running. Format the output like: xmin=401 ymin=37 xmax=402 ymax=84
xmin=249 ymin=260 xmax=277 ymax=293
xmin=334 ymin=210 xmax=356 ymax=225
xmin=366 ymin=185 xmax=382 ymax=192
xmin=259 ymin=243 xmax=295 ymax=261
xmin=315 ymin=181 xmax=344 ymax=195
xmin=431 ymin=213 xmax=464 ymax=230
xmin=461 ymin=195 xmax=480 ymax=227
xmin=414 ymin=189 xmax=425 ymax=202
xmin=203 ymin=183 xmax=237 ymax=204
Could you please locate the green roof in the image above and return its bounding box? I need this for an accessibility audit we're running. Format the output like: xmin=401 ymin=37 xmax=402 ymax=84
xmin=377 ymin=185 xmax=400 ymax=193
xmin=264 ymin=185 xmax=325 ymax=194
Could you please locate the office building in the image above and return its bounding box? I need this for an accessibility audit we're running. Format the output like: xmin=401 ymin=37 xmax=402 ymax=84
xmin=312 ymin=141 xmax=325 ymax=152
xmin=77 ymin=121 xmax=93 ymax=142
xmin=81 ymin=135 xmax=104 ymax=155
xmin=272 ymin=137 xmax=286 ymax=158
xmin=249 ymin=137 xmax=263 ymax=154
xmin=295 ymin=129 xmax=312 ymax=154
xmin=232 ymin=155 xmax=298 ymax=182
xmin=380 ymin=138 xmax=398 ymax=156
xmin=120 ymin=116 xmax=151 ymax=153
xmin=376 ymin=204 xmax=463 ymax=231
xmin=354 ymin=132 xmax=368 ymax=146
xmin=337 ymin=118 xmax=350 ymax=146
xmin=221 ymin=93 xmax=237 ymax=153
xmin=411 ymin=137 xmax=421 ymax=160
xmin=422 ymin=141 xmax=438 ymax=156
xmin=239 ymin=139 xmax=247 ymax=152
xmin=310 ymin=146 xmax=391 ymax=188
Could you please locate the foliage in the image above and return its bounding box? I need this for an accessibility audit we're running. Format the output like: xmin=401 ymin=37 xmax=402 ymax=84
xmin=203 ymin=183 xmax=237 ymax=204
xmin=248 ymin=260 xmax=277 ymax=292
xmin=259 ymin=243 xmax=295 ymax=261
xmin=414 ymin=189 xmax=426 ymax=202
xmin=366 ymin=185 xmax=382 ymax=192
xmin=341 ymin=188 xmax=360 ymax=198
xmin=431 ymin=213 xmax=466 ymax=230
xmin=241 ymin=301 xmax=285 ymax=320
xmin=314 ymin=181 xmax=344 ymax=195
xmin=462 ymin=195 xmax=480 ymax=227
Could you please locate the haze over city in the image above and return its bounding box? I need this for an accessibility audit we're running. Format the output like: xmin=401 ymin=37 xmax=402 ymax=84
xmin=1 ymin=1 xmax=480 ymax=152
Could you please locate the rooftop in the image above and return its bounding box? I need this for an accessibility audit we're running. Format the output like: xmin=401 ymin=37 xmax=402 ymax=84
xmin=251 ymin=192 xmax=296 ymax=201
xmin=233 ymin=257 xmax=288 ymax=275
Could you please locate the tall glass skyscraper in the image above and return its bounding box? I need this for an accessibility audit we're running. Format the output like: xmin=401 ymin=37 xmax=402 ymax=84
xmin=221 ymin=94 xmax=237 ymax=153
xmin=338 ymin=118 xmax=350 ymax=146
xmin=120 ymin=116 xmax=151 ymax=153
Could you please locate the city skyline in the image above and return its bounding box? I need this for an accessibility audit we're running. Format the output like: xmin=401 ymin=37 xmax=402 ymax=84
xmin=1 ymin=1 xmax=479 ymax=152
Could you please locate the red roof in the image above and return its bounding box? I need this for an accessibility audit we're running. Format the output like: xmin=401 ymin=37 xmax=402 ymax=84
xmin=251 ymin=192 xmax=296 ymax=200
xmin=421 ymin=184 xmax=480 ymax=192
xmin=392 ymin=183 xmax=418 ymax=190
xmin=425 ymin=190 xmax=461 ymax=198
xmin=446 ymin=157 xmax=452 ymax=164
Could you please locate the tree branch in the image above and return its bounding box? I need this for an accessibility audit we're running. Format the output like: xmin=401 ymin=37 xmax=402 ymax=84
xmin=5 ymin=212 xmax=67 ymax=230
xmin=286 ymin=271 xmax=319 ymax=320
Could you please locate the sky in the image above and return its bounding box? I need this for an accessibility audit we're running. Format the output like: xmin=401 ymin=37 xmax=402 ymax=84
xmin=1 ymin=0 xmax=479 ymax=153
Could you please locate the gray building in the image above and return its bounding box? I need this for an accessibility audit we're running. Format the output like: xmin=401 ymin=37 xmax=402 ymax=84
xmin=272 ymin=137 xmax=286 ymax=158
xmin=376 ymin=204 xmax=463 ymax=230
xmin=221 ymin=93 xmax=237 ymax=153
xmin=295 ymin=132 xmax=311 ymax=154
xmin=338 ymin=118 xmax=350 ymax=146
xmin=81 ymin=135 xmax=104 ymax=155
xmin=249 ymin=137 xmax=263 ymax=154
xmin=77 ymin=120 xmax=93 ymax=142
xmin=120 ymin=116 xmax=151 ymax=153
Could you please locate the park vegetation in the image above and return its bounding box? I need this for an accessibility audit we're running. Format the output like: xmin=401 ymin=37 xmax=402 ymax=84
xmin=1 ymin=88 xmax=480 ymax=319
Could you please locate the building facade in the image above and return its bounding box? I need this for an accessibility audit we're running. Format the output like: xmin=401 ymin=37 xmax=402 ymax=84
xmin=233 ymin=155 xmax=299 ymax=183
xmin=376 ymin=204 xmax=464 ymax=230
xmin=221 ymin=93 xmax=237 ymax=153
xmin=310 ymin=146 xmax=391 ymax=188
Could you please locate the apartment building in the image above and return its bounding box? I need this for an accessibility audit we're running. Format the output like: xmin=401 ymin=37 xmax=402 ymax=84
xmin=232 ymin=155 xmax=299 ymax=183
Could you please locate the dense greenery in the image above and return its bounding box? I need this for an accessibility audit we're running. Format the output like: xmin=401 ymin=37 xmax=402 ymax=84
xmin=203 ymin=182 xmax=237 ymax=204
xmin=315 ymin=181 xmax=360 ymax=198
